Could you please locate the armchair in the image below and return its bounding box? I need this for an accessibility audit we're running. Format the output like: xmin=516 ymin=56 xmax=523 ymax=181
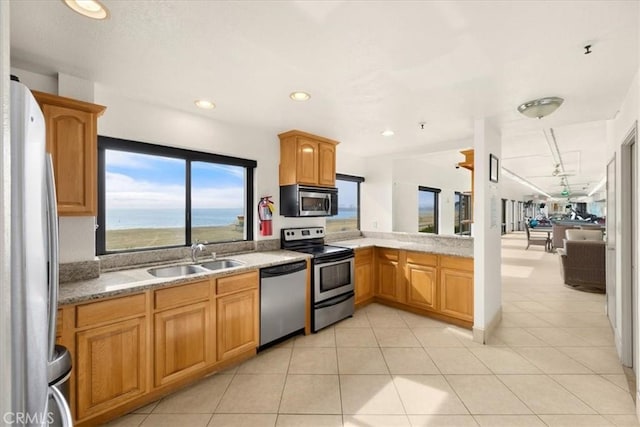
xmin=557 ymin=229 xmax=605 ymax=293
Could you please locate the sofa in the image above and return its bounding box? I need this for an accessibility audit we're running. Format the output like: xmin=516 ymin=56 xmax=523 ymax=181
xmin=557 ymin=229 xmax=605 ymax=293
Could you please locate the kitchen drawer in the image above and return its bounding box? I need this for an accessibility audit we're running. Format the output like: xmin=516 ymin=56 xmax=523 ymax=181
xmin=406 ymin=251 xmax=437 ymax=267
xmin=440 ymin=255 xmax=473 ymax=271
xmin=376 ymin=248 xmax=398 ymax=261
xmin=216 ymin=271 xmax=259 ymax=296
xmin=76 ymin=293 xmax=146 ymax=328
xmin=355 ymin=247 xmax=374 ymax=264
xmin=154 ymin=279 xmax=210 ymax=311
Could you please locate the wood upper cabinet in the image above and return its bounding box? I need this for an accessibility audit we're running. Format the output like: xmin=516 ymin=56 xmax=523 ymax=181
xmin=354 ymin=247 xmax=374 ymax=305
xmin=405 ymin=252 xmax=438 ymax=311
xmin=375 ymin=248 xmax=402 ymax=302
xmin=439 ymin=256 xmax=474 ymax=322
xmin=279 ymin=130 xmax=339 ymax=187
xmin=75 ymin=294 xmax=147 ymax=421
xmin=216 ymin=271 xmax=259 ymax=361
xmin=32 ymin=91 xmax=106 ymax=216
xmin=318 ymin=142 xmax=336 ymax=187
xmin=153 ymin=280 xmax=213 ymax=387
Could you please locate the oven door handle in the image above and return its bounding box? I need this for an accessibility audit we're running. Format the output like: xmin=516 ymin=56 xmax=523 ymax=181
xmin=314 ymin=252 xmax=354 ymax=265
xmin=315 ymin=291 xmax=354 ymax=309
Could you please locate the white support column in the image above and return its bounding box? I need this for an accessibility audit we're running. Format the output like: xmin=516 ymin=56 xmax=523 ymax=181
xmin=472 ymin=118 xmax=503 ymax=343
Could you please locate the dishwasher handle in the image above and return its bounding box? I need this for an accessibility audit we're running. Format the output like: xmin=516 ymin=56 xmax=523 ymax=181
xmin=261 ymin=260 xmax=307 ymax=278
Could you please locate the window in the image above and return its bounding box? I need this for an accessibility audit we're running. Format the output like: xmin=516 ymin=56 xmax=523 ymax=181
xmin=97 ymin=136 xmax=256 ymax=254
xmin=326 ymin=174 xmax=364 ymax=232
xmin=454 ymin=192 xmax=472 ymax=235
xmin=418 ymin=186 xmax=440 ymax=234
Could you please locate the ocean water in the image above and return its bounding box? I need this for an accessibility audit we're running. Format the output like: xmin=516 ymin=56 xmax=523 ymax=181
xmin=106 ymin=208 xmax=243 ymax=230
xmin=106 ymin=207 xmax=357 ymax=230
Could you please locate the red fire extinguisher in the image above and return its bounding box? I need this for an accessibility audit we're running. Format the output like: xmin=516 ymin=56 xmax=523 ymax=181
xmin=258 ymin=196 xmax=274 ymax=236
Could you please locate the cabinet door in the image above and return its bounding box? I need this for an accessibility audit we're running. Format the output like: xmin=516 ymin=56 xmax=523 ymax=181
xmin=318 ymin=142 xmax=336 ymax=187
xmin=154 ymin=302 xmax=211 ymax=387
xmin=76 ymin=317 xmax=146 ymax=420
xmin=440 ymin=268 xmax=474 ymax=321
xmin=376 ymin=250 xmax=401 ymax=302
xmin=296 ymin=138 xmax=319 ymax=185
xmin=41 ymin=104 xmax=96 ymax=215
xmin=406 ymin=263 xmax=438 ymax=310
xmin=217 ymin=289 xmax=259 ymax=361
xmin=355 ymin=261 xmax=373 ymax=304
xmin=355 ymin=248 xmax=374 ymax=304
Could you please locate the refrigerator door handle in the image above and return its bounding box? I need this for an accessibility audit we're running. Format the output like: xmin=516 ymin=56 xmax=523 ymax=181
xmin=45 ymin=154 xmax=60 ymax=362
xmin=49 ymin=385 xmax=72 ymax=427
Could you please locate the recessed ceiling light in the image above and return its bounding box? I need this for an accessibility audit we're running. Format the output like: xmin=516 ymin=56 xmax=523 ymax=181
xmin=289 ymin=91 xmax=311 ymax=101
xmin=194 ymin=99 xmax=216 ymax=110
xmin=381 ymin=130 xmax=395 ymax=137
xmin=63 ymin=0 xmax=110 ymax=20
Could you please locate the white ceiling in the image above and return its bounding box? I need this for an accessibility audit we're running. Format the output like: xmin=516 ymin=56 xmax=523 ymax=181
xmin=9 ymin=1 xmax=639 ymax=199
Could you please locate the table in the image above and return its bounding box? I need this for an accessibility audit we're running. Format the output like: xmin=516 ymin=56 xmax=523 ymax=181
xmin=530 ymin=226 xmax=553 ymax=252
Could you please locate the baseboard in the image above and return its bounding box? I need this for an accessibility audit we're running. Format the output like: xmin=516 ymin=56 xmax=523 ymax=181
xmin=472 ymin=307 xmax=502 ymax=344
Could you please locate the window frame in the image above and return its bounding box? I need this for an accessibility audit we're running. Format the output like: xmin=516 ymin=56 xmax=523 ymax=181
xmin=329 ymin=173 xmax=365 ymax=232
xmin=454 ymin=191 xmax=472 ymax=235
xmin=418 ymin=185 xmax=441 ymax=234
xmin=96 ymin=136 xmax=256 ymax=255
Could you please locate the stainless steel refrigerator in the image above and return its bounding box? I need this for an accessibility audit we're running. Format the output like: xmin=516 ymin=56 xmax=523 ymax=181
xmin=8 ymin=78 xmax=72 ymax=426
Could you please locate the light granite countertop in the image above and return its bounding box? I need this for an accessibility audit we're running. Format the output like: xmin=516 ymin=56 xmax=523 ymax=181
xmin=332 ymin=236 xmax=474 ymax=258
xmin=59 ymin=250 xmax=310 ymax=306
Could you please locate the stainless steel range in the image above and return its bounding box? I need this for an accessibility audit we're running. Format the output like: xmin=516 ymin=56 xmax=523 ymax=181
xmin=281 ymin=227 xmax=355 ymax=331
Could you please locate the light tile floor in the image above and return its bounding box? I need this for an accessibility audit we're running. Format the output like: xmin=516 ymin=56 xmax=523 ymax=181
xmin=106 ymin=233 xmax=639 ymax=426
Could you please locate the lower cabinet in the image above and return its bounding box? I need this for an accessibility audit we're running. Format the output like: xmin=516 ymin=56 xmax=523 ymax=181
xmin=154 ymin=301 xmax=211 ymax=386
xmin=440 ymin=256 xmax=474 ymax=322
xmin=405 ymin=252 xmax=438 ymax=311
xmin=216 ymin=272 xmax=259 ymax=361
xmin=153 ymin=279 xmax=213 ymax=387
xmin=359 ymin=247 xmax=474 ymax=327
xmin=354 ymin=247 xmax=374 ymax=304
xmin=376 ymin=248 xmax=402 ymax=302
xmin=76 ymin=316 xmax=147 ymax=420
xmin=68 ymin=269 xmax=262 ymax=426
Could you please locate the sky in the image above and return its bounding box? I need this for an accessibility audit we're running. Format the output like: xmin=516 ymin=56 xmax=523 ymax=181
xmin=105 ymin=150 xmax=245 ymax=209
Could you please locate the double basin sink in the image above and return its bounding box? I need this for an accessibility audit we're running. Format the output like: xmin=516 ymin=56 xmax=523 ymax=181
xmin=148 ymin=259 xmax=243 ymax=278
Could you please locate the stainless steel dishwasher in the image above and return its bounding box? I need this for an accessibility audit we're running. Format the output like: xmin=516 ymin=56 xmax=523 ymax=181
xmin=260 ymin=260 xmax=307 ymax=349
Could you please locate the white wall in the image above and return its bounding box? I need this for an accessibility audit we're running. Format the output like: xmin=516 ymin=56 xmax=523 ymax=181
xmin=10 ymin=67 xmax=57 ymax=94
xmin=473 ymin=119 xmax=502 ymax=342
xmin=361 ymin=156 xmax=393 ymax=232
xmin=391 ymin=157 xmax=471 ymax=235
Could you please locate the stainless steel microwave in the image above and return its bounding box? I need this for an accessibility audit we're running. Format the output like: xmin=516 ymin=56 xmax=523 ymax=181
xmin=280 ymin=185 xmax=338 ymax=217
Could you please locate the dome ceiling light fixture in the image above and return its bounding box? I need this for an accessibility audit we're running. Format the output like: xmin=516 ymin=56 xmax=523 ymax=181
xmin=63 ymin=0 xmax=110 ymax=19
xmin=517 ymin=97 xmax=564 ymax=119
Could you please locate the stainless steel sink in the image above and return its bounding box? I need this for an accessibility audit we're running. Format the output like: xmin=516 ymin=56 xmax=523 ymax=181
xmin=200 ymin=259 xmax=244 ymax=271
xmin=148 ymin=264 xmax=207 ymax=278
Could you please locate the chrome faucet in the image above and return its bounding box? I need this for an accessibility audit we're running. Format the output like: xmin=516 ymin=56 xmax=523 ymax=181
xmin=191 ymin=242 xmax=206 ymax=263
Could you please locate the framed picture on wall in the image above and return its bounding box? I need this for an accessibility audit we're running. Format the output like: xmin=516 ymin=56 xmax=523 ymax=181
xmin=489 ymin=154 xmax=499 ymax=183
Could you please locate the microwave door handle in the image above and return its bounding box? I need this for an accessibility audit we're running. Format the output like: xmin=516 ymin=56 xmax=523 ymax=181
xmin=325 ymin=196 xmax=331 ymax=214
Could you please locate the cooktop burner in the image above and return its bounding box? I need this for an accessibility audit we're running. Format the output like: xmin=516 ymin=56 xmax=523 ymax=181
xmin=293 ymin=244 xmax=352 ymax=257
xmin=281 ymin=227 xmax=353 ymax=259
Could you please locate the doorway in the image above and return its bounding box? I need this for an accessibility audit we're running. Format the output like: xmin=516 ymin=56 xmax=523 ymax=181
xmin=620 ymin=124 xmax=637 ymax=372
